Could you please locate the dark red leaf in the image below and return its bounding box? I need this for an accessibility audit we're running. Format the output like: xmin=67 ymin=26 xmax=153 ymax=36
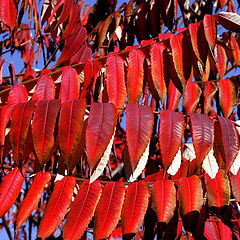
xmin=0 ymin=0 xmax=18 ymax=29
xmin=203 ymin=82 xmax=217 ymax=115
xmin=58 ymin=0 xmax=74 ymax=24
xmin=230 ymin=170 xmax=240 ymax=202
xmin=70 ymin=43 xmax=92 ymax=65
xmin=217 ymin=12 xmax=240 ymax=33
xmin=0 ymin=57 xmax=5 ymax=85
xmin=166 ymin=79 xmax=181 ymax=111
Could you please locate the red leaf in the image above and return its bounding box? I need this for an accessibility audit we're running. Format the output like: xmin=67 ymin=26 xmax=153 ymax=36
xmin=0 ymin=0 xmax=18 ymax=30
xmin=126 ymin=104 xmax=153 ymax=180
xmin=179 ymin=175 xmax=203 ymax=216
xmin=218 ymin=78 xmax=236 ymax=118
xmin=215 ymin=115 xmax=239 ymax=172
xmin=122 ymin=181 xmax=149 ymax=235
xmin=216 ymin=12 xmax=240 ymax=33
xmin=58 ymin=0 xmax=73 ymax=24
xmin=0 ymin=167 xmax=26 ymax=218
xmin=86 ymin=103 xmax=117 ymax=175
xmin=158 ymin=110 xmax=185 ymax=173
xmin=38 ymin=176 xmax=75 ymax=239
xmin=60 ymin=66 xmax=80 ymax=104
xmin=166 ymin=79 xmax=181 ymax=111
xmin=203 ymin=82 xmax=217 ymax=115
xmin=32 ymin=100 xmax=61 ymax=167
xmin=32 ymin=75 xmax=55 ymax=103
xmin=150 ymin=43 xmax=169 ymax=103
xmin=205 ymin=169 xmax=230 ymax=207
xmin=63 ymin=180 xmax=102 ymax=240
xmin=216 ymin=44 xmax=227 ymax=79
xmin=16 ymin=171 xmax=51 ymax=229
xmin=203 ymin=14 xmax=217 ymax=50
xmin=7 ymin=85 xmax=28 ymax=105
xmin=151 ymin=180 xmax=176 ymax=223
xmin=59 ymin=99 xmax=86 ymax=171
xmin=10 ymin=101 xmax=35 ymax=167
xmin=230 ymin=169 xmax=240 ymax=202
xmin=93 ymin=181 xmax=125 ymax=240
xmin=189 ymin=113 xmax=214 ymax=171
xmin=182 ymin=81 xmax=202 ymax=113
xmin=70 ymin=43 xmax=92 ymax=65
xmin=0 ymin=57 xmax=5 ymax=85
xmin=127 ymin=49 xmax=145 ymax=104
xmin=98 ymin=14 xmax=113 ymax=48
xmin=106 ymin=53 xmax=126 ymax=110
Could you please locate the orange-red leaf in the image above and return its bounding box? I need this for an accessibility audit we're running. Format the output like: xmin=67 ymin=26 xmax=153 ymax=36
xmin=94 ymin=181 xmax=125 ymax=240
xmin=127 ymin=49 xmax=145 ymax=104
xmin=166 ymin=79 xmax=181 ymax=111
xmin=10 ymin=101 xmax=35 ymax=167
xmin=32 ymin=100 xmax=61 ymax=167
xmin=205 ymin=169 xmax=230 ymax=207
xmin=106 ymin=53 xmax=126 ymax=110
xmin=203 ymin=14 xmax=217 ymax=50
xmin=151 ymin=180 xmax=176 ymax=223
xmin=59 ymin=99 xmax=86 ymax=171
xmin=60 ymin=67 xmax=80 ymax=104
xmin=216 ymin=44 xmax=227 ymax=79
xmin=158 ymin=110 xmax=184 ymax=174
xmin=98 ymin=14 xmax=113 ymax=48
xmin=204 ymin=82 xmax=217 ymax=115
xmin=16 ymin=172 xmax=51 ymax=229
xmin=7 ymin=85 xmax=28 ymax=105
xmin=58 ymin=0 xmax=73 ymax=24
xmin=38 ymin=176 xmax=75 ymax=240
xmin=0 ymin=167 xmax=26 ymax=218
xmin=121 ymin=181 xmax=149 ymax=235
xmin=179 ymin=175 xmax=203 ymax=216
xmin=63 ymin=180 xmax=102 ymax=240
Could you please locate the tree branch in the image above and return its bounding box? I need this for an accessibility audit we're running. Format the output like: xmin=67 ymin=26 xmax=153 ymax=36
xmin=2 ymin=215 xmax=13 ymax=240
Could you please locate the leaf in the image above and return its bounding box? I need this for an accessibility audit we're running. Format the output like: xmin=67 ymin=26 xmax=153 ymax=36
xmin=70 ymin=43 xmax=92 ymax=65
xmin=189 ymin=113 xmax=214 ymax=171
xmin=98 ymin=14 xmax=113 ymax=48
xmin=60 ymin=67 xmax=80 ymax=104
xmin=150 ymin=43 xmax=169 ymax=103
xmin=205 ymin=169 xmax=230 ymax=207
xmin=59 ymin=99 xmax=86 ymax=171
xmin=126 ymin=104 xmax=153 ymax=178
xmin=179 ymin=175 xmax=203 ymax=216
xmin=32 ymin=75 xmax=55 ymax=103
xmin=216 ymin=115 xmax=239 ymax=172
xmin=0 ymin=0 xmax=18 ymax=29
xmin=218 ymin=78 xmax=236 ymax=118
xmin=166 ymin=79 xmax=181 ymax=111
xmin=10 ymin=101 xmax=35 ymax=167
xmin=86 ymin=103 xmax=117 ymax=175
xmin=7 ymin=85 xmax=28 ymax=105
xmin=106 ymin=53 xmax=127 ymax=110
xmin=0 ymin=167 xmax=26 ymax=218
xmin=38 ymin=176 xmax=75 ymax=240
xmin=230 ymin=150 xmax=240 ymax=175
xmin=121 ymin=181 xmax=149 ymax=235
xmin=203 ymin=14 xmax=217 ymax=50
xmin=202 ymin=148 xmax=219 ymax=179
xmin=182 ymin=81 xmax=202 ymax=113
xmin=216 ymin=12 xmax=240 ymax=33
xmin=0 ymin=57 xmax=5 ymax=85
xmin=16 ymin=171 xmax=51 ymax=229
xmin=204 ymin=82 xmax=217 ymax=115
xmin=158 ymin=110 xmax=184 ymax=174
xmin=167 ymin=147 xmax=182 ymax=175
xmin=127 ymin=49 xmax=145 ymax=104
xmin=216 ymin=44 xmax=227 ymax=79
xmin=58 ymin=0 xmax=73 ymax=24
xmin=63 ymin=180 xmax=102 ymax=240
xmin=32 ymin=100 xmax=61 ymax=167
xmin=93 ymin=181 xmax=125 ymax=240
xmin=151 ymin=180 xmax=176 ymax=223
xmin=230 ymin=169 xmax=240 ymax=201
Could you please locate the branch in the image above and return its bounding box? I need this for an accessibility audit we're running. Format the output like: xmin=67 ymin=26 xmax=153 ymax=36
xmin=2 ymin=215 xmax=13 ymax=240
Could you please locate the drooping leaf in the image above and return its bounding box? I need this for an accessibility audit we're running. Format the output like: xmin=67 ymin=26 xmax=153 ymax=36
xmin=32 ymin=75 xmax=55 ymax=103
xmin=182 ymin=81 xmax=202 ymax=113
xmin=0 ymin=0 xmax=18 ymax=29
xmin=203 ymin=82 xmax=217 ymax=115
xmin=10 ymin=101 xmax=35 ymax=167
xmin=121 ymin=181 xmax=149 ymax=235
xmin=106 ymin=53 xmax=126 ymax=110
xmin=218 ymin=78 xmax=236 ymax=118
xmin=203 ymin=14 xmax=217 ymax=50
xmin=63 ymin=180 xmax=102 ymax=240
xmin=58 ymin=0 xmax=73 ymax=24
xmin=230 ymin=150 xmax=240 ymax=175
xmin=94 ymin=181 xmax=125 ymax=240
xmin=0 ymin=167 xmax=26 ymax=218
xmin=202 ymin=148 xmax=219 ymax=179
xmin=205 ymin=169 xmax=230 ymax=207
xmin=7 ymin=85 xmax=28 ymax=105
xmin=179 ymin=175 xmax=203 ymax=216
xmin=158 ymin=110 xmax=185 ymax=174
xmin=126 ymin=104 xmax=153 ymax=179
xmin=38 ymin=176 xmax=75 ymax=240
xmin=216 ymin=44 xmax=227 ymax=79
xmin=230 ymin=169 xmax=240 ymax=201
xmin=86 ymin=103 xmax=117 ymax=175
xmin=215 ymin=115 xmax=239 ymax=172
xmin=98 ymin=14 xmax=113 ymax=49
xmin=59 ymin=99 xmax=86 ymax=171
xmin=166 ymin=79 xmax=181 ymax=111
xmin=189 ymin=113 xmax=214 ymax=171
xmin=167 ymin=147 xmax=182 ymax=175
xmin=16 ymin=172 xmax=51 ymax=229
xmin=70 ymin=43 xmax=91 ymax=65
xmin=216 ymin=12 xmax=240 ymax=33
xmin=150 ymin=43 xmax=169 ymax=103
xmin=151 ymin=180 xmax=176 ymax=224
xmin=127 ymin=49 xmax=145 ymax=104
xmin=59 ymin=66 xmax=80 ymax=104
xmin=32 ymin=100 xmax=61 ymax=167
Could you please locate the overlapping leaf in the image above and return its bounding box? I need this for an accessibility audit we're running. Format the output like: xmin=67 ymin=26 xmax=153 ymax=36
xmin=216 ymin=12 xmax=240 ymax=33
xmin=63 ymin=180 xmax=102 ymax=240
xmin=121 ymin=181 xmax=149 ymax=235
xmin=32 ymin=100 xmax=61 ymax=167
xmin=0 ymin=0 xmax=18 ymax=29
xmin=166 ymin=79 xmax=181 ymax=111
xmin=58 ymin=0 xmax=73 ymax=24
xmin=203 ymin=14 xmax=217 ymax=50
xmin=7 ymin=85 xmax=28 ymax=105
xmin=204 ymin=82 xmax=217 ymax=115
xmin=216 ymin=44 xmax=227 ymax=79
xmin=38 ymin=176 xmax=75 ymax=240
xmin=230 ymin=169 xmax=240 ymax=201
xmin=93 ymin=181 xmax=125 ymax=240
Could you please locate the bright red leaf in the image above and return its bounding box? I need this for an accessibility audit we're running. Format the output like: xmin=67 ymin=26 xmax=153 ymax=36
xmin=166 ymin=79 xmax=181 ymax=111
xmin=216 ymin=44 xmax=227 ymax=79
xmin=203 ymin=14 xmax=217 ymax=50
xmin=7 ymin=85 xmax=28 ymax=105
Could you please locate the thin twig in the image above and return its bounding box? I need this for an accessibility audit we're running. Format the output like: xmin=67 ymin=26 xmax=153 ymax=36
xmin=2 ymin=215 xmax=13 ymax=240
